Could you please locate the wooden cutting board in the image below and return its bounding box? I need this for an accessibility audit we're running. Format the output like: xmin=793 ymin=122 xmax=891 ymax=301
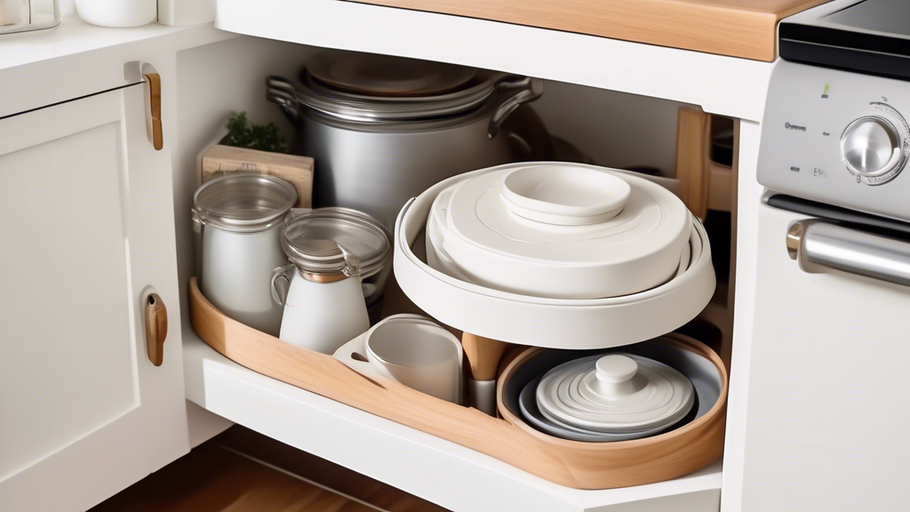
xmin=349 ymin=0 xmax=830 ymax=61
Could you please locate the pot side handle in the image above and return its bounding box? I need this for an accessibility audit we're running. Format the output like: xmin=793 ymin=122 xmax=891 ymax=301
xmin=488 ymin=76 xmax=544 ymax=140
xmin=266 ymin=76 xmax=300 ymax=124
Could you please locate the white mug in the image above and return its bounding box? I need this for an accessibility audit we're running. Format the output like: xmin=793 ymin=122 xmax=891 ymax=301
xmin=333 ymin=314 xmax=464 ymax=404
xmin=271 ymin=264 xmax=370 ymax=354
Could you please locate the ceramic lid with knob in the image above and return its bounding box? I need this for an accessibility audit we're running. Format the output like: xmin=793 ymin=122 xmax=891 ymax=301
xmin=281 ymin=208 xmax=390 ymax=279
xmin=430 ymin=163 xmax=692 ymax=299
xmin=536 ymin=353 xmax=695 ymax=433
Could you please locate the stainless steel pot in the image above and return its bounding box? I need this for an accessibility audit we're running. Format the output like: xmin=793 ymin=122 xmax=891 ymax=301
xmin=267 ymin=70 xmax=554 ymax=228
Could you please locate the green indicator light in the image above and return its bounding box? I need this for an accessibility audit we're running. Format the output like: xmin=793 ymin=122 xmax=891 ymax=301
xmin=824 ymin=84 xmax=830 ymax=95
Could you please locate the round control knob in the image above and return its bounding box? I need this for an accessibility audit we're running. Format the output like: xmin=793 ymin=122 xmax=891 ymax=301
xmin=841 ymin=116 xmax=902 ymax=178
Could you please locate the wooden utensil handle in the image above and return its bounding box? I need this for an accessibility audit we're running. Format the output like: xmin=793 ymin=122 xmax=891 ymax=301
xmin=461 ymin=333 xmax=507 ymax=381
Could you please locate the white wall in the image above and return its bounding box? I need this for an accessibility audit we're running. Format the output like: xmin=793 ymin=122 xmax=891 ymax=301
xmin=533 ymin=80 xmax=687 ymax=177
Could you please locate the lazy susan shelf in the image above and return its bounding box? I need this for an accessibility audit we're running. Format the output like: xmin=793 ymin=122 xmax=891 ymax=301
xmin=393 ymin=165 xmax=717 ymax=349
xmin=188 ymin=276 xmax=726 ymax=490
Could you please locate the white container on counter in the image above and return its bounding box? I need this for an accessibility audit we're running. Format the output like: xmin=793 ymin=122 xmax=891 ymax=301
xmin=74 ymin=0 xmax=156 ymax=27
xmin=157 ymin=0 xmax=214 ymax=26
xmin=193 ymin=174 xmax=297 ymax=336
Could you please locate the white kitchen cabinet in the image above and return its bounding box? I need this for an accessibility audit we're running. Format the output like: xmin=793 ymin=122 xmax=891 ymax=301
xmin=0 ymin=71 xmax=189 ymax=512
xmin=0 ymin=8 xmax=761 ymax=511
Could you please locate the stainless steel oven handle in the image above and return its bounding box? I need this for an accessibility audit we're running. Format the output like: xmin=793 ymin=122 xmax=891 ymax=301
xmin=787 ymin=219 xmax=910 ymax=286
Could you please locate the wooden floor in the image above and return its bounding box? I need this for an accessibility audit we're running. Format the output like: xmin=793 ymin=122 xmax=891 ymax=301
xmin=91 ymin=426 xmax=448 ymax=512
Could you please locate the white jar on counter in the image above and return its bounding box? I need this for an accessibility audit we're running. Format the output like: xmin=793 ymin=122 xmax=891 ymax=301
xmin=270 ymin=211 xmax=390 ymax=353
xmin=74 ymin=0 xmax=156 ymax=27
xmin=193 ymin=174 xmax=297 ymax=336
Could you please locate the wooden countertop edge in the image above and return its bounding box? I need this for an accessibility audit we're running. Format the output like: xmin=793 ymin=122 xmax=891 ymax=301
xmin=348 ymin=0 xmax=830 ymax=62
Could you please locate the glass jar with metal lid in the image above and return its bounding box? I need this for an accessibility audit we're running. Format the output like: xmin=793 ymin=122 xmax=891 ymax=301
xmin=193 ymin=174 xmax=297 ymax=336
xmin=270 ymin=208 xmax=391 ymax=354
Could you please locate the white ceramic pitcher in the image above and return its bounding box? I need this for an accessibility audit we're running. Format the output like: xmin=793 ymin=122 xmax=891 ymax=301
xmin=271 ymin=210 xmax=390 ymax=353
xmin=271 ymin=252 xmax=370 ymax=354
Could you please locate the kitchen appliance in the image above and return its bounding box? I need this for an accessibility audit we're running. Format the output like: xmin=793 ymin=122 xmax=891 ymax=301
xmin=271 ymin=209 xmax=389 ymax=353
xmin=740 ymin=2 xmax=910 ymax=510
xmin=0 ymin=0 xmax=59 ymax=34
xmin=266 ymin=50 xmax=555 ymax=228
xmin=333 ymin=314 xmax=464 ymax=404
xmin=193 ymin=174 xmax=297 ymax=336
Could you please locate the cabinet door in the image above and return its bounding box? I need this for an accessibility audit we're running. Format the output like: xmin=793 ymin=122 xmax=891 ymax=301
xmin=0 ymin=78 xmax=189 ymax=511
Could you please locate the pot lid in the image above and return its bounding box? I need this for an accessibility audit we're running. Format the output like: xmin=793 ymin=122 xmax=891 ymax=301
xmin=307 ymin=50 xmax=478 ymax=97
xmin=444 ymin=164 xmax=691 ymax=265
xmin=193 ymin=174 xmax=297 ymax=233
xmin=536 ymin=353 xmax=695 ymax=433
xmin=281 ymin=208 xmax=390 ymax=278
xmin=294 ymin=52 xmax=530 ymax=123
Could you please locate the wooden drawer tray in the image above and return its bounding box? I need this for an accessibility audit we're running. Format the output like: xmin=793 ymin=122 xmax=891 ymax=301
xmin=189 ymin=277 xmax=727 ymax=489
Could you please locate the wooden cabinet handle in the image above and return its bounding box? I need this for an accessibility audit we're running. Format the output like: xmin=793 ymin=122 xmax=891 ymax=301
xmin=144 ymin=73 xmax=163 ymax=150
xmin=146 ymin=293 xmax=168 ymax=366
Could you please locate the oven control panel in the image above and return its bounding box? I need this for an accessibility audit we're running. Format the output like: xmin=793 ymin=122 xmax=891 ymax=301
xmin=758 ymin=60 xmax=910 ymax=221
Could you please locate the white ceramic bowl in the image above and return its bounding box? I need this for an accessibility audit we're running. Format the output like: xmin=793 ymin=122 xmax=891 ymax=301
xmin=499 ymin=165 xmax=632 ymax=225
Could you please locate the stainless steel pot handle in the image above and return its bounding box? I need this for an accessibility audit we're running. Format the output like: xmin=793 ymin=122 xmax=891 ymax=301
xmin=787 ymin=219 xmax=910 ymax=286
xmin=266 ymin=76 xmax=300 ymax=124
xmin=488 ymin=76 xmax=544 ymax=140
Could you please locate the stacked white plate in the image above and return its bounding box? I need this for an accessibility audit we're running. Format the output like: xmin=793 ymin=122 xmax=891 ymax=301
xmin=426 ymin=163 xmax=692 ymax=299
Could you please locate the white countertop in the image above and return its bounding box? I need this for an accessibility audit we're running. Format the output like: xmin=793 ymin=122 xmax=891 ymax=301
xmin=0 ymin=15 xmax=229 ymax=72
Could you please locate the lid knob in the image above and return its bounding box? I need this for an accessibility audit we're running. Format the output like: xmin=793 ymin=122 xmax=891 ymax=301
xmin=591 ymin=355 xmax=639 ymax=398
xmin=595 ymin=355 xmax=638 ymax=383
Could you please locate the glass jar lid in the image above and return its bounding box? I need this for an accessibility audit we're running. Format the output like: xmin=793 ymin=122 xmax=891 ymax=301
xmin=281 ymin=208 xmax=391 ymax=278
xmin=193 ymin=174 xmax=297 ymax=233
